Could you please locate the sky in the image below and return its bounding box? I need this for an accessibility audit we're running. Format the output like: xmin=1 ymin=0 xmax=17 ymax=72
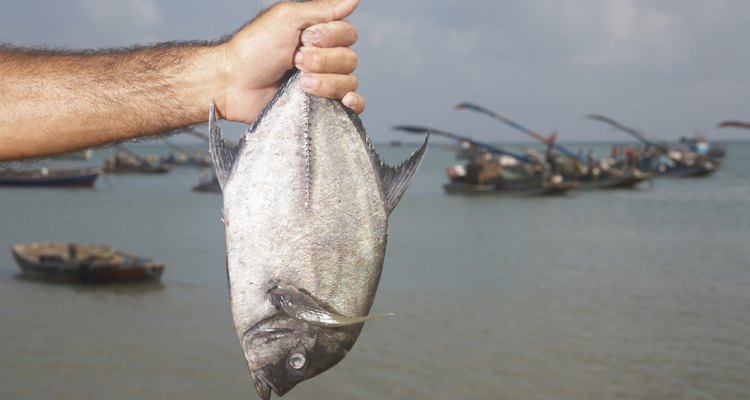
xmin=2 ymin=0 xmax=750 ymax=145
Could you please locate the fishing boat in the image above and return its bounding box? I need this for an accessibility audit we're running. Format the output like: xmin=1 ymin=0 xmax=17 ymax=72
xmin=555 ymin=158 xmax=653 ymax=189
xmin=444 ymin=162 xmax=580 ymax=196
xmin=192 ymin=171 xmax=221 ymax=193
xmin=0 ymin=167 xmax=101 ymax=188
xmin=103 ymin=145 xmax=172 ymax=174
xmin=395 ymin=125 xmax=580 ymax=197
xmin=588 ymin=115 xmax=724 ymax=178
xmin=443 ymin=180 xmax=578 ymax=196
xmin=163 ymin=141 xmax=212 ymax=167
xmin=639 ymin=154 xmax=718 ymax=177
xmin=454 ymin=103 xmax=652 ymax=190
xmin=11 ymin=242 xmax=165 ymax=283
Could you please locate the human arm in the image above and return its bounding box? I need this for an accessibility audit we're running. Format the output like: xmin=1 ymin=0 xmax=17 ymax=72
xmin=0 ymin=0 xmax=363 ymax=161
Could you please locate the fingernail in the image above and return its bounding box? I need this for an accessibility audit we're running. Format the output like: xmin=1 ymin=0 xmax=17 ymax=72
xmin=342 ymin=93 xmax=357 ymax=109
xmin=300 ymin=74 xmax=319 ymax=91
xmin=301 ymin=29 xmax=319 ymax=46
xmin=293 ymin=50 xmax=303 ymax=66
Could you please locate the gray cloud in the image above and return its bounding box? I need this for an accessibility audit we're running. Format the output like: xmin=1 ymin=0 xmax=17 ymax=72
xmin=1 ymin=0 xmax=748 ymax=143
xmin=74 ymin=0 xmax=163 ymax=45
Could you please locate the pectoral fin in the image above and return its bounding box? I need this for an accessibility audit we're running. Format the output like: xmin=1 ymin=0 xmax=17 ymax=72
xmin=269 ymin=287 xmax=392 ymax=328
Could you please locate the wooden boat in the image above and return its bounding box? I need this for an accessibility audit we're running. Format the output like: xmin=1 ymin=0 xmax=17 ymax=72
xmin=640 ymin=154 xmax=718 ymax=178
xmin=11 ymin=242 xmax=165 ymax=283
xmin=103 ymin=145 xmax=172 ymax=174
xmin=443 ymin=165 xmax=580 ymax=196
xmin=164 ymin=142 xmax=212 ymax=167
xmin=658 ymin=163 xmax=717 ymax=178
xmin=588 ymin=115 xmax=725 ymax=178
xmin=0 ymin=167 xmax=101 ymax=188
xmin=192 ymin=171 xmax=221 ymax=193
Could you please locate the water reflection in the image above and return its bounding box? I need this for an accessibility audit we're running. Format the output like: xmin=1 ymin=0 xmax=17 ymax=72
xmin=12 ymin=273 xmax=166 ymax=295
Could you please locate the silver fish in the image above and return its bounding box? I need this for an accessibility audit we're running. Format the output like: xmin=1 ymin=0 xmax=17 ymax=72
xmin=208 ymin=71 xmax=428 ymax=399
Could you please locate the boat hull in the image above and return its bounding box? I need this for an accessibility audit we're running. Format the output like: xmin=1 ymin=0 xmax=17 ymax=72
xmin=103 ymin=165 xmax=171 ymax=174
xmin=444 ymin=181 xmax=578 ymax=197
xmin=12 ymin=243 xmax=164 ymax=284
xmin=577 ymin=172 xmax=653 ymax=190
xmin=191 ymin=176 xmax=221 ymax=193
xmin=0 ymin=168 xmax=101 ymax=188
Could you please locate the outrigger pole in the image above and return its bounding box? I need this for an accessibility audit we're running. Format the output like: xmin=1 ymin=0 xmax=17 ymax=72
xmin=718 ymin=120 xmax=750 ymax=130
xmin=393 ymin=125 xmax=536 ymax=164
xmin=587 ymin=114 xmax=669 ymax=152
xmin=455 ymin=102 xmax=585 ymax=162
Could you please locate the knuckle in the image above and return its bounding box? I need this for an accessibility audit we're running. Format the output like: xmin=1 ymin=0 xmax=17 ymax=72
xmin=349 ymin=75 xmax=359 ymax=92
xmin=349 ymin=51 xmax=358 ymax=70
xmin=310 ymin=51 xmax=327 ymax=72
xmin=270 ymin=2 xmax=293 ymax=19
xmin=347 ymin=22 xmax=359 ymax=43
xmin=319 ymin=21 xmax=358 ymax=47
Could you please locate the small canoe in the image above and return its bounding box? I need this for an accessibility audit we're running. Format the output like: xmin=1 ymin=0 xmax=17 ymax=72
xmin=0 ymin=167 xmax=101 ymax=188
xmin=11 ymin=242 xmax=165 ymax=283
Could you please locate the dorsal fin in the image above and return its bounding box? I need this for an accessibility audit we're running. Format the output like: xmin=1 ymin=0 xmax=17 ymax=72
xmin=342 ymin=106 xmax=429 ymax=214
xmin=208 ymin=100 xmax=240 ymax=192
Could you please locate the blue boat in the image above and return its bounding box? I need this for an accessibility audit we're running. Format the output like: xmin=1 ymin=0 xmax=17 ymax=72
xmin=0 ymin=167 xmax=101 ymax=187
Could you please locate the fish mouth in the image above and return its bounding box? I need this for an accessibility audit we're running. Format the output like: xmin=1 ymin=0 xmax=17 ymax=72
xmin=252 ymin=370 xmax=278 ymax=400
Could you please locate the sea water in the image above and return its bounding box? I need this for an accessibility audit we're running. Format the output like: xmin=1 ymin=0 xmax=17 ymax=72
xmin=1 ymin=141 xmax=749 ymax=400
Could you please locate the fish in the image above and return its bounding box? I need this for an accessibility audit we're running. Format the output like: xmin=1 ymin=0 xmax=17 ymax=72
xmin=208 ymin=70 xmax=428 ymax=399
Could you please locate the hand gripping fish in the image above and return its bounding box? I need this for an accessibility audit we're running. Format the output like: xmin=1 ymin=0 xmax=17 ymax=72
xmin=208 ymin=70 xmax=428 ymax=399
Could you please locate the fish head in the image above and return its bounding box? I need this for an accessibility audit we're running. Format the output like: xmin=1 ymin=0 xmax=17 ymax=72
xmin=242 ymin=314 xmax=358 ymax=399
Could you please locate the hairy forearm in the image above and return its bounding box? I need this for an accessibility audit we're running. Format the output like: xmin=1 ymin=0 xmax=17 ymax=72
xmin=0 ymin=43 xmax=222 ymax=160
xmin=0 ymin=0 xmax=364 ymax=161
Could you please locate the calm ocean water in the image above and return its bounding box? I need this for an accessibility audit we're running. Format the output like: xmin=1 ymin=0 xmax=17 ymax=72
xmin=1 ymin=141 xmax=749 ymax=400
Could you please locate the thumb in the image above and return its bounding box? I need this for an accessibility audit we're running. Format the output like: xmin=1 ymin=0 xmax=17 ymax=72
xmin=287 ymin=0 xmax=360 ymax=29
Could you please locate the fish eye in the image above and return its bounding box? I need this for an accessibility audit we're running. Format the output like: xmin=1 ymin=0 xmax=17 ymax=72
xmin=289 ymin=352 xmax=307 ymax=370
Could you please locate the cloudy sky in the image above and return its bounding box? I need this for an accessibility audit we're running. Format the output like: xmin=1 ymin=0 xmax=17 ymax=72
xmin=2 ymin=0 xmax=749 ymax=144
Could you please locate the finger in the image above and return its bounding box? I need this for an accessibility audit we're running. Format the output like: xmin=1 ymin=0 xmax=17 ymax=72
xmin=299 ymin=72 xmax=358 ymax=101
xmin=294 ymin=46 xmax=357 ymax=75
xmin=301 ymin=20 xmax=358 ymax=48
xmin=342 ymin=92 xmax=365 ymax=114
xmin=277 ymin=0 xmax=360 ymax=30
